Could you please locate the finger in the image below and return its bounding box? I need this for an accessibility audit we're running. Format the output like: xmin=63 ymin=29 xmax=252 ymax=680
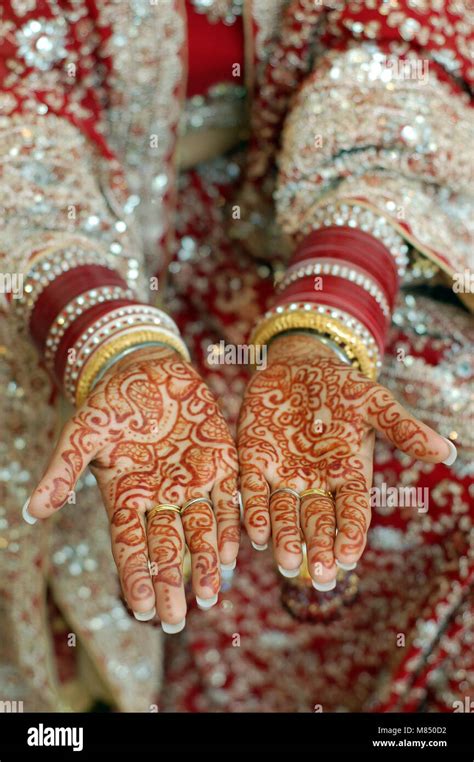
xmin=181 ymin=499 xmax=221 ymax=609
xmin=270 ymin=489 xmax=303 ymax=576
xmin=334 ymin=470 xmax=371 ymax=568
xmin=147 ymin=510 xmax=186 ymax=633
xmin=240 ymin=467 xmax=271 ymax=550
xmin=366 ymin=386 xmax=456 ymax=465
xmin=211 ymin=473 xmax=240 ymax=567
xmin=110 ymin=507 xmax=156 ymax=620
xmin=25 ymin=415 xmax=100 ymax=523
xmin=301 ymin=494 xmax=337 ymax=589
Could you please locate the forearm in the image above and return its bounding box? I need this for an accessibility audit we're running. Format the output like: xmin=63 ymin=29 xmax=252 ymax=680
xmin=1 ymin=2 xmax=190 ymax=406
xmin=4 ymin=122 xmax=189 ymax=406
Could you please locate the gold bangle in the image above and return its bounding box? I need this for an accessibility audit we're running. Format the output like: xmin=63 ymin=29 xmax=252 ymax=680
xmin=147 ymin=504 xmax=182 ymax=521
xmin=75 ymin=329 xmax=190 ymax=407
xmin=300 ymin=487 xmax=334 ymax=501
xmin=249 ymin=310 xmax=377 ymax=380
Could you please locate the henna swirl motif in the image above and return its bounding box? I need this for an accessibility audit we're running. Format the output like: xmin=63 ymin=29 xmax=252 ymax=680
xmin=28 ymin=346 xmax=239 ymax=628
xmin=238 ymin=333 xmax=452 ymax=585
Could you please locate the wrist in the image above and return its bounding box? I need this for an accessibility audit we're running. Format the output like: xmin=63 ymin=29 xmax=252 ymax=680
xmin=101 ymin=343 xmax=184 ymax=378
xmin=74 ymin=327 xmax=189 ymax=407
xmin=267 ymin=331 xmax=348 ymax=364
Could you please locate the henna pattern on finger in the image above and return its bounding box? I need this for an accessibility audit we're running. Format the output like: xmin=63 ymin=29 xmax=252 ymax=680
xmin=147 ymin=513 xmax=184 ymax=589
xmin=212 ymin=473 xmax=240 ymax=551
xmin=365 ymin=387 xmax=436 ymax=459
xmin=301 ymin=494 xmax=336 ymax=574
xmin=181 ymin=503 xmax=221 ymax=594
xmin=270 ymin=491 xmax=302 ymax=557
xmin=111 ymin=507 xmax=154 ymax=603
xmin=240 ymin=468 xmax=270 ymax=532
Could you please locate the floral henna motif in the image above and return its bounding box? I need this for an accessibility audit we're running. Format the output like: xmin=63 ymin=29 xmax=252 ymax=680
xmin=28 ymin=346 xmax=239 ymax=622
xmin=238 ymin=333 xmax=450 ymax=578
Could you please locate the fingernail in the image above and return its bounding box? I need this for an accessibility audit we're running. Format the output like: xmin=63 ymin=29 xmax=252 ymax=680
xmin=133 ymin=607 xmax=156 ymax=622
xmin=336 ymin=560 xmax=357 ymax=571
xmin=220 ymin=559 xmax=236 ymax=572
xmin=196 ymin=593 xmax=218 ymax=610
xmin=312 ymin=579 xmax=336 ymax=592
xmin=22 ymin=498 xmax=37 ymax=525
xmin=161 ymin=618 xmax=186 ymax=634
xmin=278 ymin=564 xmax=300 ymax=578
xmin=442 ymin=438 xmax=457 ymax=466
xmin=251 ymin=541 xmax=268 ymax=551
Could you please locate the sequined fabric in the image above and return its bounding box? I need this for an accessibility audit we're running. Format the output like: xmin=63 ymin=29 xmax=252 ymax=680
xmin=276 ymin=42 xmax=473 ymax=278
xmin=0 ymin=0 xmax=472 ymax=712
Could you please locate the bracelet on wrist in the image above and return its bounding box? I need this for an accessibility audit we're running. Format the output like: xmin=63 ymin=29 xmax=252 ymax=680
xmin=268 ymin=329 xmax=352 ymax=366
xmin=249 ymin=302 xmax=380 ymax=379
xmin=74 ymin=327 xmax=190 ymax=408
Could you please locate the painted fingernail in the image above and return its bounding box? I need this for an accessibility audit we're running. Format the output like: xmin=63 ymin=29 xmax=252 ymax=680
xmin=196 ymin=593 xmax=218 ymax=610
xmin=312 ymin=579 xmax=336 ymax=592
xmin=133 ymin=607 xmax=156 ymax=622
xmin=336 ymin=559 xmax=357 ymax=571
xmin=442 ymin=438 xmax=457 ymax=466
xmin=22 ymin=498 xmax=37 ymax=525
xmin=161 ymin=618 xmax=186 ymax=634
xmin=251 ymin=541 xmax=268 ymax=551
xmin=220 ymin=559 xmax=236 ymax=572
xmin=278 ymin=564 xmax=300 ymax=578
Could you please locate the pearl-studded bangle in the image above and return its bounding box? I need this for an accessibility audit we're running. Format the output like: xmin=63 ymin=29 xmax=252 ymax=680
xmin=277 ymin=257 xmax=391 ymax=318
xmin=250 ymin=302 xmax=381 ymax=379
xmin=278 ymin=201 xmax=409 ymax=278
xmin=44 ymin=286 xmax=135 ymax=369
xmin=62 ymin=305 xmax=185 ymax=403
xmin=16 ymin=244 xmax=126 ymax=327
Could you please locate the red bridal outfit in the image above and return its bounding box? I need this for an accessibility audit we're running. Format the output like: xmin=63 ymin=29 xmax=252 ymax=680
xmin=0 ymin=0 xmax=472 ymax=712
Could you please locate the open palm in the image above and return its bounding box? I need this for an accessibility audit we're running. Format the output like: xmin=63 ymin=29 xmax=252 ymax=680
xmin=26 ymin=346 xmax=239 ymax=631
xmin=238 ymin=334 xmax=453 ymax=590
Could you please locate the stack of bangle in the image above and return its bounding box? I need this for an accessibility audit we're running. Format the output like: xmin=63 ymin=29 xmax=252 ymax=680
xmin=18 ymin=242 xmax=190 ymax=407
xmin=250 ymin=302 xmax=381 ymax=379
xmin=251 ymin=226 xmax=399 ymax=379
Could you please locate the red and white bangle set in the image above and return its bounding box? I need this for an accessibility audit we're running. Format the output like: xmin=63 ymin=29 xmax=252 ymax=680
xmin=18 ymin=247 xmax=189 ymax=406
xmin=251 ymin=226 xmax=401 ymax=378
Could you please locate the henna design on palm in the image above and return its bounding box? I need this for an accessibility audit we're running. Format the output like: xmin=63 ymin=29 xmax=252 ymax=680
xmin=27 ymin=346 xmax=239 ymax=629
xmin=238 ymin=333 xmax=453 ymax=587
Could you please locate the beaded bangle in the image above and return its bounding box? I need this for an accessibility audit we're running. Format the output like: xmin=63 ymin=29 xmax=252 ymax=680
xmin=278 ymin=202 xmax=409 ymax=278
xmin=43 ymin=286 xmax=134 ymax=368
xmin=250 ymin=302 xmax=381 ymax=379
xmin=62 ymin=306 xmax=184 ymax=402
xmin=277 ymin=258 xmax=390 ymax=317
xmin=17 ymin=246 xmax=124 ymax=326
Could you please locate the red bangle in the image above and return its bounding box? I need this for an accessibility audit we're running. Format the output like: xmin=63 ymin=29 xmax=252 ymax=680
xmin=293 ymin=226 xmax=399 ymax=306
xmin=277 ymin=278 xmax=387 ymax=352
xmin=54 ymin=299 xmax=137 ymax=383
xmin=30 ymin=265 xmax=129 ymax=350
